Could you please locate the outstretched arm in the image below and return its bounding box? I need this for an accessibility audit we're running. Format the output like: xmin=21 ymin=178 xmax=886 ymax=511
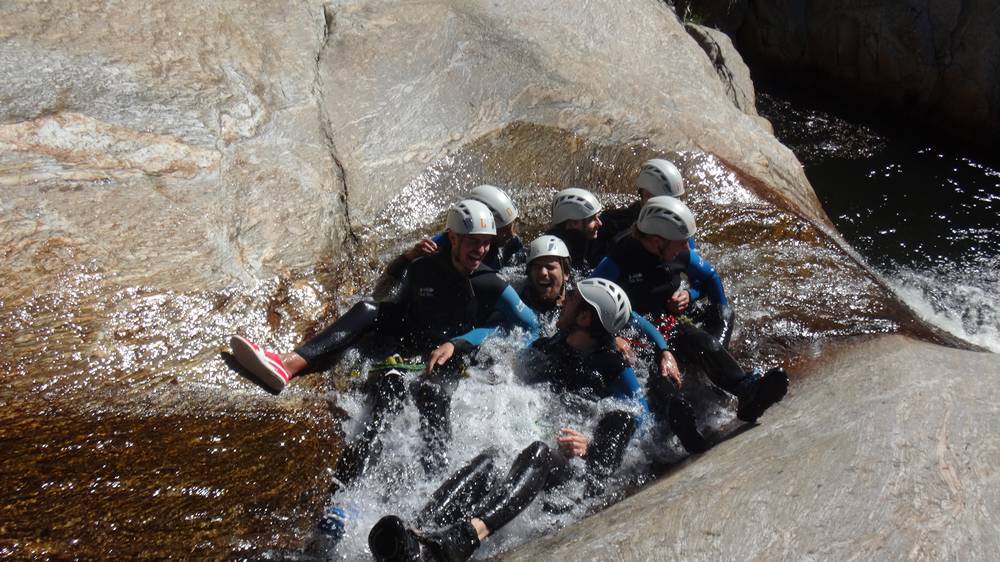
xmin=372 ymin=236 xmax=442 ymax=302
xmin=427 ymin=285 xmax=539 ymax=374
xmin=492 ymin=285 xmax=540 ymax=342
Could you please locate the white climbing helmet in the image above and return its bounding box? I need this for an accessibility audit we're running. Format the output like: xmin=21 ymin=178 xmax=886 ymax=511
xmin=551 ymin=187 xmax=603 ymax=225
xmin=637 ymin=158 xmax=685 ymax=197
xmin=636 ymin=196 xmax=697 ymax=240
xmin=446 ymin=199 xmax=496 ymax=235
xmin=527 ymin=235 xmax=570 ymax=263
xmin=575 ymin=278 xmax=632 ymax=334
xmin=468 ymin=184 xmax=518 ymax=228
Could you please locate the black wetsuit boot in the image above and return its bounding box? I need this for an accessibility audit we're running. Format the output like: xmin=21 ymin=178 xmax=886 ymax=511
xmin=369 ymin=515 xmax=479 ymax=562
xmin=735 ymin=367 xmax=789 ymax=423
xmin=334 ymin=370 xmax=406 ymax=485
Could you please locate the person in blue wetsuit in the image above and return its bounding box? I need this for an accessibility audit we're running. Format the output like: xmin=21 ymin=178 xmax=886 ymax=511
xmin=229 ymin=199 xmax=538 ymax=480
xmin=545 ymin=187 xmax=608 ymax=274
xmin=366 ymin=279 xmax=651 ymax=562
xmin=374 ymin=185 xmax=525 ymax=302
xmin=592 ymin=196 xmax=788 ymax=432
xmin=593 ymin=192 xmax=734 ymax=347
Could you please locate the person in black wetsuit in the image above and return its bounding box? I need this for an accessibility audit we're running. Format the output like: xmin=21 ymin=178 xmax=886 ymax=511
xmin=366 ymin=279 xmax=648 ymax=562
xmin=592 ymin=196 xmax=788 ymax=430
xmin=229 ymin=199 xmax=539 ymax=478
xmin=545 ymin=187 xmax=607 ymax=274
xmin=598 ymin=158 xmax=686 ymax=247
xmin=373 ymin=185 xmax=525 ymax=304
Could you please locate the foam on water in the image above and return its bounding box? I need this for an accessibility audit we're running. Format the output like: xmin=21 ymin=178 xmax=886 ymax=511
xmin=317 ymin=323 xmax=703 ymax=560
xmin=886 ymin=257 xmax=1000 ymax=353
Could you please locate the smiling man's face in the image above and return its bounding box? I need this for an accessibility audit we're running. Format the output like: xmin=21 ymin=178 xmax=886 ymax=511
xmin=528 ymin=257 xmax=568 ymax=305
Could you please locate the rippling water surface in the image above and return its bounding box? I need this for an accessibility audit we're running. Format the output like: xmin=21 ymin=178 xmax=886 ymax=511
xmin=758 ymin=85 xmax=1000 ymax=352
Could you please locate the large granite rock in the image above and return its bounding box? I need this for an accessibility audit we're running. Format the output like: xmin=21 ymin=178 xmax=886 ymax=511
xmin=504 ymin=335 xmax=1000 ymax=560
xmin=0 ymin=0 xmax=825 ymax=296
xmin=0 ymin=1 xmax=346 ymax=291
xmin=320 ymin=0 xmax=824 ymax=232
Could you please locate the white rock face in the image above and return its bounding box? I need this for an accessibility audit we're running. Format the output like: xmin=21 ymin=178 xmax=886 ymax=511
xmin=321 ymin=0 xmax=823 ymax=230
xmin=505 ymin=335 xmax=1000 ymax=560
xmin=0 ymin=1 xmax=345 ymax=290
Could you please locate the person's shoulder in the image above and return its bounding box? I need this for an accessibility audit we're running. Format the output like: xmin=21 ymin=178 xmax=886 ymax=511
xmin=409 ymin=250 xmax=451 ymax=274
xmin=471 ymin=264 xmax=509 ymax=293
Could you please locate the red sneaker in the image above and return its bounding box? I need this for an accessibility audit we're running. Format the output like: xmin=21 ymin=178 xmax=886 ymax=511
xmin=230 ymin=335 xmax=291 ymax=393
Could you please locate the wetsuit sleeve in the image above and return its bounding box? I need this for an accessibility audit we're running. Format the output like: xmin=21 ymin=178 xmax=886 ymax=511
xmin=452 ymin=285 xmax=538 ymax=347
xmin=451 ymin=326 xmax=497 ymax=348
xmin=688 ymin=237 xmax=696 ymax=251
xmin=372 ymin=254 xmax=412 ymax=302
xmin=607 ymin=367 xmax=652 ymax=417
xmin=629 ymin=311 xmax=668 ymax=351
xmin=431 ymin=232 xmax=448 ymax=246
xmin=589 ymin=256 xmax=621 ymax=281
xmin=685 ymin=249 xmax=728 ymax=306
xmin=494 ymin=285 xmax=539 ymax=341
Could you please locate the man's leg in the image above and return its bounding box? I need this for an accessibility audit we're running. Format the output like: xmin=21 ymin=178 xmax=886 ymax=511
xmin=646 ymin=373 xmax=710 ymax=454
xmin=369 ymin=442 xmax=552 ymax=562
xmin=416 ymin=449 xmax=500 ymax=529
xmin=689 ymin=302 xmax=736 ymax=349
xmin=671 ymin=323 xmax=787 ymax=423
xmin=334 ymin=369 xmax=407 ymax=485
xmin=292 ymin=299 xmax=385 ymax=371
xmin=411 ymin=355 xmax=465 ymax=475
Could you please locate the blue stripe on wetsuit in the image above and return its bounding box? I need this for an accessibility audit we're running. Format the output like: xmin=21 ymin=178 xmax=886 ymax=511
xmin=452 ymin=285 xmax=539 ymax=346
xmin=682 ymin=249 xmax=728 ymax=306
xmin=608 ymin=366 xmax=652 ymax=426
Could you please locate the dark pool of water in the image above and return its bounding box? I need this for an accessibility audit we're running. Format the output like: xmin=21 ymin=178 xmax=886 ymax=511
xmin=756 ymin=78 xmax=999 ymax=351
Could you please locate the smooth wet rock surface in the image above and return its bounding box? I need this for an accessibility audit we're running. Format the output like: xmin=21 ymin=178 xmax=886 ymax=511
xmin=504 ymin=334 xmax=1000 ymax=560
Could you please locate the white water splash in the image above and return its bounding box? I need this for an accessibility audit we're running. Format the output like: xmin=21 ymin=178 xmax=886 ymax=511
xmin=315 ymin=326 xmax=697 ymax=560
xmin=886 ymin=258 xmax=1000 ymax=353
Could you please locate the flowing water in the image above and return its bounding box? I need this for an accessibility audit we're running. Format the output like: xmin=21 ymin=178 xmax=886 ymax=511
xmin=1 ymin=123 xmax=918 ymax=558
xmin=757 ymin=84 xmax=1000 ymax=353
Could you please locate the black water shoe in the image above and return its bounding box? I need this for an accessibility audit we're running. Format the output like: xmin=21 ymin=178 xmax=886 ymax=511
xmin=369 ymin=515 xmax=423 ymax=562
xmin=736 ymin=368 xmax=789 ymax=423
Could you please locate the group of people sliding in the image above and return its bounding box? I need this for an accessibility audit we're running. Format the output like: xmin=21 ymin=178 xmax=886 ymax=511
xmin=230 ymin=158 xmax=789 ymax=561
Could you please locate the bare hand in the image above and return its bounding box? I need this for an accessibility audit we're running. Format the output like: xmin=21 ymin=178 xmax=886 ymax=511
xmin=404 ymin=238 xmax=438 ymax=261
xmin=557 ymin=428 xmax=589 ymax=458
xmin=667 ymin=289 xmax=690 ymax=314
xmin=614 ymin=336 xmax=636 ymax=365
xmin=425 ymin=342 xmax=455 ymax=374
xmin=659 ymin=349 xmax=683 ymax=388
